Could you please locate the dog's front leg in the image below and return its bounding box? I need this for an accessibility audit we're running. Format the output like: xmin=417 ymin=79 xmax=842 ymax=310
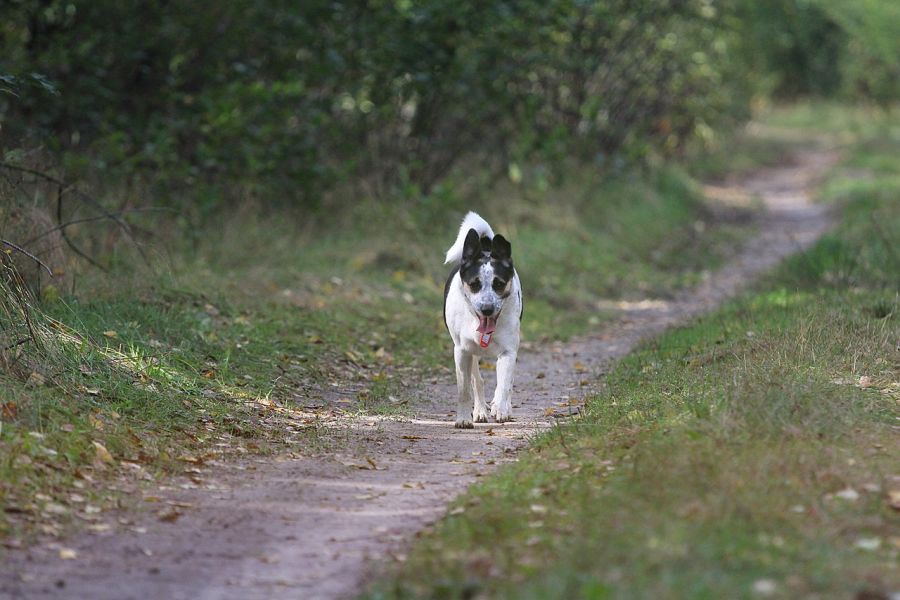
xmin=490 ymin=351 xmax=516 ymax=422
xmin=471 ymin=355 xmax=489 ymax=423
xmin=454 ymin=346 xmax=475 ymax=429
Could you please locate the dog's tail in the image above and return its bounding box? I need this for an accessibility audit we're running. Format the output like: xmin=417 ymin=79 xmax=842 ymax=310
xmin=444 ymin=212 xmax=494 ymax=265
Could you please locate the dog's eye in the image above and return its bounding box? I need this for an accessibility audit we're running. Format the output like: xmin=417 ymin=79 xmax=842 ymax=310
xmin=469 ymin=278 xmax=482 ymax=292
xmin=492 ymin=278 xmax=506 ymax=292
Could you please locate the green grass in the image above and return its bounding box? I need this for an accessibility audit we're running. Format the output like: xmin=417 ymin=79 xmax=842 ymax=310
xmin=364 ymin=106 xmax=900 ymax=599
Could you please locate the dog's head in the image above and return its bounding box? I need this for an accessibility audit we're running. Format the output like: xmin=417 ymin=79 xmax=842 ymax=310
xmin=459 ymin=228 xmax=515 ymax=338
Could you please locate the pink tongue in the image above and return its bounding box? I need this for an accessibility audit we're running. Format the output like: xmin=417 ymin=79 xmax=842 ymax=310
xmin=477 ymin=316 xmax=497 ymax=335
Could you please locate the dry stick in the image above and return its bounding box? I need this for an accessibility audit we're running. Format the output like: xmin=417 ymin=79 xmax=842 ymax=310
xmin=0 ymin=161 xmax=68 ymax=186
xmin=55 ymin=183 xmax=107 ymax=271
xmin=21 ymin=206 xmax=176 ymax=247
xmin=0 ymin=161 xmax=105 ymax=270
xmin=1 ymin=161 xmax=154 ymax=269
xmin=3 ymin=338 xmax=29 ymax=351
xmin=1 ymin=239 xmax=54 ymax=277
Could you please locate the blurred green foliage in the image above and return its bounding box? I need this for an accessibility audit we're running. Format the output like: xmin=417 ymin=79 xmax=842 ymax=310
xmin=1 ymin=0 xmax=898 ymax=206
xmin=1 ymin=0 xmax=748 ymax=204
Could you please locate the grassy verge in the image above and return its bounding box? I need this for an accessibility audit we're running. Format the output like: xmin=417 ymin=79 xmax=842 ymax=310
xmin=0 ymin=121 xmax=767 ymax=541
xmin=365 ymin=106 xmax=900 ymax=599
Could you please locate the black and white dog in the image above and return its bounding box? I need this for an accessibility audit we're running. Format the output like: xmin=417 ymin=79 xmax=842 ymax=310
xmin=443 ymin=212 xmax=522 ymax=428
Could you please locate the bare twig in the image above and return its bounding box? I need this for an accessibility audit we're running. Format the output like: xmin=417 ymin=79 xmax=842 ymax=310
xmin=0 ymin=161 xmax=69 ymax=188
xmin=3 ymin=338 xmax=30 ymax=351
xmin=21 ymin=206 xmax=176 ymax=247
xmin=1 ymin=239 xmax=54 ymax=277
xmin=55 ymin=183 xmax=107 ymax=271
xmin=1 ymin=161 xmax=160 ymax=270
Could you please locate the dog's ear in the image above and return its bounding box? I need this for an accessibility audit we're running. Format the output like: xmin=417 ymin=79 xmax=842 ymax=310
xmin=491 ymin=234 xmax=512 ymax=262
xmin=462 ymin=228 xmax=482 ymax=263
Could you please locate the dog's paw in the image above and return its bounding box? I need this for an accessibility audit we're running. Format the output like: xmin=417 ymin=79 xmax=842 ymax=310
xmin=491 ymin=402 xmax=512 ymax=423
xmin=454 ymin=419 xmax=475 ymax=429
xmin=473 ymin=406 xmax=489 ymax=423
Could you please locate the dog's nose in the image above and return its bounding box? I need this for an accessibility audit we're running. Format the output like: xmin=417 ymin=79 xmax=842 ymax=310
xmin=480 ymin=305 xmax=495 ymax=316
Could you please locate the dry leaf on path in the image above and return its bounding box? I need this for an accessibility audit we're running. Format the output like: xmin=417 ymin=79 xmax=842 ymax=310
xmin=92 ymin=442 xmax=115 ymax=465
xmin=158 ymin=508 xmax=182 ymax=523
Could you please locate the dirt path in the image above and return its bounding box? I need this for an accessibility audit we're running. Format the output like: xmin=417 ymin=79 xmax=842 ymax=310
xmin=1 ymin=147 xmax=839 ymax=600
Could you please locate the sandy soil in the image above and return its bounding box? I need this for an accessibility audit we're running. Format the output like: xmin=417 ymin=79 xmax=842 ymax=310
xmin=0 ymin=147 xmax=839 ymax=600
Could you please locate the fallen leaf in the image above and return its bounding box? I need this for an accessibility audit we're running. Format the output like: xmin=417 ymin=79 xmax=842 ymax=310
xmin=103 ymin=330 xmax=118 ymax=338
xmin=888 ymin=489 xmax=900 ymax=511
xmin=854 ymin=537 xmax=881 ymax=551
xmin=752 ymin=579 xmax=777 ymax=596
xmin=92 ymin=441 xmax=115 ymax=465
xmin=835 ymin=487 xmax=859 ymax=501
xmin=157 ymin=508 xmax=181 ymax=523
xmin=354 ymin=492 xmax=385 ymax=500
xmin=25 ymin=372 xmax=45 ymax=388
xmin=59 ymin=548 xmax=77 ymax=560
xmin=43 ymin=502 xmax=68 ymax=515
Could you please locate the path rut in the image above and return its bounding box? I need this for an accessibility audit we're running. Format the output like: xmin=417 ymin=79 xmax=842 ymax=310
xmin=0 ymin=147 xmax=839 ymax=600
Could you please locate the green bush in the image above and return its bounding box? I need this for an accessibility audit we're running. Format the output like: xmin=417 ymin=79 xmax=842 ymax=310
xmin=1 ymin=0 xmax=751 ymax=205
xmin=2 ymin=1 xmax=898 ymax=209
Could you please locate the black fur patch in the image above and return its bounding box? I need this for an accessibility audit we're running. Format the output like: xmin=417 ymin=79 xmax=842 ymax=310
xmin=490 ymin=234 xmax=515 ymax=283
xmin=459 ymin=229 xmax=486 ymax=288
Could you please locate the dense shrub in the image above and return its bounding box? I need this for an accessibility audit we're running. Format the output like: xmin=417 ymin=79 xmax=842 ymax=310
xmin=1 ymin=0 xmax=750 ymax=204
xmin=1 ymin=0 xmax=897 ymax=208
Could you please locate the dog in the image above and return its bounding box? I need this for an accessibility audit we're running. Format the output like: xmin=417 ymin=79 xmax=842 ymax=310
xmin=443 ymin=212 xmax=522 ymax=428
